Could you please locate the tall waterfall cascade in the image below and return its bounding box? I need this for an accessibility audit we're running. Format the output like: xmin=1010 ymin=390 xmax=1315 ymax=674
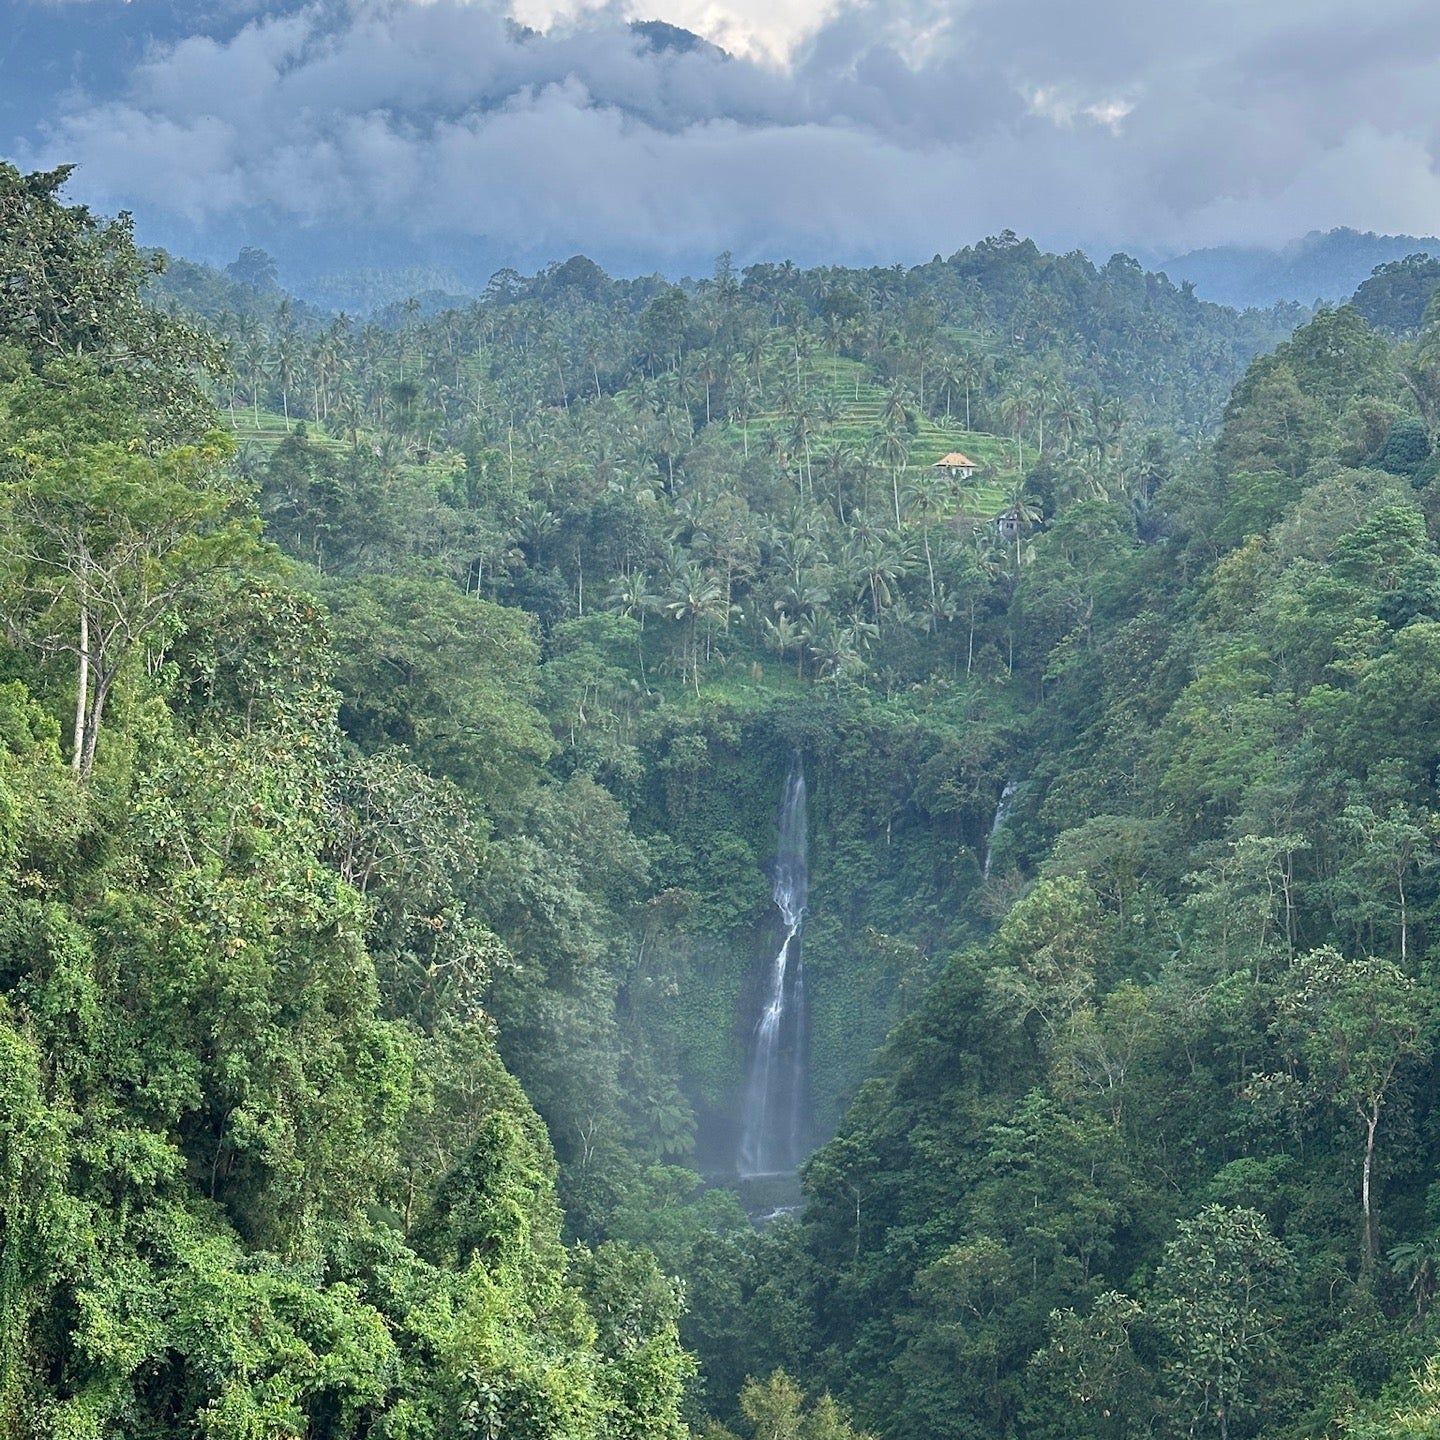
xmin=737 ymin=759 xmax=810 ymax=1179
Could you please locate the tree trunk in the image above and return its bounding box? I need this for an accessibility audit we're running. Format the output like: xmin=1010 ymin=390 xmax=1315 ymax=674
xmin=1399 ymin=869 xmax=1408 ymax=963
xmin=1362 ymin=1102 xmax=1380 ymax=1275
xmin=79 ymin=669 xmax=112 ymax=780
xmin=72 ymin=600 xmax=90 ymax=773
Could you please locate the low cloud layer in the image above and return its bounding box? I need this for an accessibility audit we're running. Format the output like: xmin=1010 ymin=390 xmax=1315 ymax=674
xmin=16 ymin=0 xmax=1440 ymax=274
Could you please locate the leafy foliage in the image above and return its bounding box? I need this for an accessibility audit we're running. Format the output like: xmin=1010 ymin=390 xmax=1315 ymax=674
xmin=0 ymin=166 xmax=689 ymax=1440
xmin=20 ymin=159 xmax=1440 ymax=1440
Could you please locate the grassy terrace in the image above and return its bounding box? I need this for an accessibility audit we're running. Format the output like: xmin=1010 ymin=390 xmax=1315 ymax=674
xmin=747 ymin=355 xmax=1014 ymax=516
xmin=226 ymin=407 xmax=463 ymax=492
xmin=228 ymin=407 xmax=352 ymax=456
xmin=227 ymin=352 xmax=1016 ymax=519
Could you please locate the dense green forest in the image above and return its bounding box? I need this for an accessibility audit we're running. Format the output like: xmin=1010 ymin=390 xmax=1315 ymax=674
xmin=12 ymin=156 xmax=1440 ymax=1440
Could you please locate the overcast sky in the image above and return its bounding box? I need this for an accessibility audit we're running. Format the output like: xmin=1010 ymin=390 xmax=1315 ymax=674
xmin=7 ymin=0 xmax=1440 ymax=277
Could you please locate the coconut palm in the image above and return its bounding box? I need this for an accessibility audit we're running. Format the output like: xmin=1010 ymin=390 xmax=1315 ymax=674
xmin=998 ymin=388 xmax=1032 ymax=470
xmin=607 ymin=569 xmax=660 ymax=632
xmin=901 ymin=468 xmax=950 ymax=605
xmin=1001 ymin=479 xmax=1042 ymax=569
xmin=1051 ymin=387 xmax=1085 ymax=453
xmin=846 ymin=532 xmax=914 ymax=622
xmin=762 ymin=612 xmax=807 ymax=678
xmin=1390 ymin=1237 xmax=1440 ymax=1322
xmin=935 ymin=355 xmax=963 ymax=422
xmin=800 ymin=610 xmax=868 ymax=683
xmin=815 ymin=440 xmax=858 ymax=523
xmin=957 ymin=347 xmax=990 ymax=430
xmin=874 ymin=415 xmax=911 ymax=526
xmin=663 ymin=559 xmax=727 ymax=692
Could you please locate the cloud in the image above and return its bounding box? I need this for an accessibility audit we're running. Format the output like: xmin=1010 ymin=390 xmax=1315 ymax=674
xmin=18 ymin=0 xmax=1440 ymax=274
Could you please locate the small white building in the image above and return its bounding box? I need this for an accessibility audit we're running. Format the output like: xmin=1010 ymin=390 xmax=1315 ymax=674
xmin=934 ymin=451 xmax=979 ymax=480
xmin=997 ymin=504 xmax=1028 ymax=541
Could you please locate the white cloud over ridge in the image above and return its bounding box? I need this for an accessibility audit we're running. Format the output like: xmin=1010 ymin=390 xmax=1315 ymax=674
xmin=23 ymin=0 xmax=1440 ymax=272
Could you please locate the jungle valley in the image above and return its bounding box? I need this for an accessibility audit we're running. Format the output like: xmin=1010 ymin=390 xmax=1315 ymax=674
xmin=9 ymin=159 xmax=1440 ymax=1440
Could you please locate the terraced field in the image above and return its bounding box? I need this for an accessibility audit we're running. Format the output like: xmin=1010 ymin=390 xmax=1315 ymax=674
xmin=227 ymin=353 xmax=1018 ymax=520
xmin=228 ymin=408 xmax=352 ymax=458
xmin=226 ymin=409 xmax=464 ymax=494
xmin=747 ymin=355 xmax=1014 ymax=515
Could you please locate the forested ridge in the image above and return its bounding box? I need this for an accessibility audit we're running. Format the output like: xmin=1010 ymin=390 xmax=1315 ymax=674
xmin=9 ymin=157 xmax=1440 ymax=1440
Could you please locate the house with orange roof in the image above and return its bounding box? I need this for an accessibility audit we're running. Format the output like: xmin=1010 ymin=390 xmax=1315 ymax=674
xmin=934 ymin=451 xmax=979 ymax=480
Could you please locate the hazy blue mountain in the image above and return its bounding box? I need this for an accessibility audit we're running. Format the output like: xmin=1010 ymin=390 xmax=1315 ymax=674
xmin=1159 ymin=227 xmax=1440 ymax=308
xmin=629 ymin=18 xmax=728 ymax=56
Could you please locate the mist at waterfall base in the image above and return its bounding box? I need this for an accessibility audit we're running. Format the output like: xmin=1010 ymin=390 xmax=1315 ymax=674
xmin=737 ymin=761 xmax=810 ymax=1182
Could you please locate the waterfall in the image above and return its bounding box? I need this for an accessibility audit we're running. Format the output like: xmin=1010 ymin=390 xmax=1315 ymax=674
xmin=982 ymin=780 xmax=1018 ymax=880
xmin=738 ymin=759 xmax=809 ymax=1179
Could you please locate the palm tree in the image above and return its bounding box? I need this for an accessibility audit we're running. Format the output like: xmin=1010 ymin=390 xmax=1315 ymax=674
xmin=919 ymin=580 xmax=959 ymax=638
xmin=901 ymin=468 xmax=949 ymax=605
xmin=653 ymin=406 xmax=693 ymax=495
xmin=727 ymin=375 xmax=758 ymax=458
xmin=774 ymin=576 xmax=831 ymax=623
xmin=608 ymin=569 xmax=659 ymax=633
xmin=999 ymin=388 xmax=1032 ymax=471
xmin=910 ymin=329 xmax=937 ymax=410
xmin=787 ymin=400 xmax=817 ymax=496
xmin=399 ymin=295 xmax=422 ymax=378
xmin=875 ymin=416 xmax=911 ymax=527
xmin=334 ymin=388 xmax=366 ymax=448
xmin=815 ymin=440 xmax=857 ymax=523
xmin=272 ymin=303 xmax=300 ymax=423
xmin=957 ymin=347 xmax=990 ymax=430
xmin=880 ymin=380 xmax=912 ymax=428
xmin=1051 ymin=387 xmax=1085 ymax=453
xmin=1089 ymin=394 xmax=1128 ymax=465
xmin=935 ymin=355 xmax=963 ymax=422
xmin=822 ymin=308 xmax=854 ymax=357
xmin=1025 ymin=371 xmax=1059 ymax=455
xmin=762 ymin=612 xmax=807 ymax=678
xmin=801 ymin=610 xmax=866 ymax=683
xmin=961 ymin=526 xmax=1003 ymax=676
xmin=694 ymin=499 xmax=759 ymax=626
xmin=744 ymin=329 xmax=768 ymax=389
xmin=846 ymin=532 xmax=912 ymax=622
xmin=1002 ymin=479 xmax=1042 ymax=570
xmin=663 ymin=560 xmax=726 ymax=693
xmin=1390 ymin=1237 xmax=1440 ymax=1322
xmin=233 ymin=319 xmax=267 ymax=426
xmin=1055 ymin=451 xmax=1108 ymax=506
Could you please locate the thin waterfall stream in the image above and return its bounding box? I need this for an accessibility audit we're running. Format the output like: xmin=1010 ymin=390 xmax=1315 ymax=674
xmin=982 ymin=780 xmax=1018 ymax=880
xmin=737 ymin=758 xmax=809 ymax=1179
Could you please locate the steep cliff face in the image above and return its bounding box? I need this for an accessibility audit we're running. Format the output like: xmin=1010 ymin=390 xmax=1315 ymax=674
xmin=627 ymin=692 xmax=1014 ymax=1177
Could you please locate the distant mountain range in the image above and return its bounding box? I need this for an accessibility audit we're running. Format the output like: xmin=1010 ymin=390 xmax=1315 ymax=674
xmin=1156 ymin=228 xmax=1440 ymax=309
xmin=159 ymin=218 xmax=1440 ymax=321
xmin=256 ymin=226 xmax=1440 ymax=319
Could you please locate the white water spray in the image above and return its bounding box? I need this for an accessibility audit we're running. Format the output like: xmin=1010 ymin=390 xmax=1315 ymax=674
xmin=738 ymin=759 xmax=809 ymax=1178
xmin=982 ymin=780 xmax=1018 ymax=880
